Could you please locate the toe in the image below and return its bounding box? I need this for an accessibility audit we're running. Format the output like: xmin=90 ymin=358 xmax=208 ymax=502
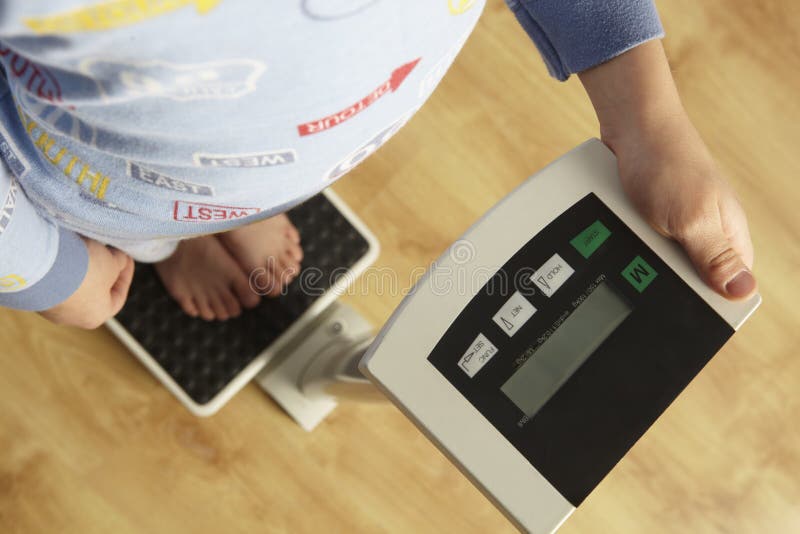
xmin=257 ymin=257 xmax=286 ymax=297
xmin=164 ymin=284 xmax=201 ymax=319
xmin=281 ymin=252 xmax=301 ymax=280
xmin=209 ymin=293 xmax=230 ymax=321
xmin=197 ymin=297 xmax=215 ymax=322
xmin=262 ymin=265 xmax=284 ymax=298
xmin=285 ymin=224 xmax=301 ymax=244
xmin=181 ymin=297 xmax=200 ymax=318
xmin=287 ymin=242 xmax=303 ymax=263
xmin=220 ymin=289 xmax=242 ymax=318
xmin=163 ymin=279 xmax=188 ymax=305
xmin=233 ymin=272 xmax=261 ymax=308
xmin=276 ymin=267 xmax=296 ymax=291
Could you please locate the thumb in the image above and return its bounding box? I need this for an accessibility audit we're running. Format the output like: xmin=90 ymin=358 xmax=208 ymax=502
xmin=108 ymin=245 xmax=130 ymax=271
xmin=109 ymin=255 xmax=134 ymax=315
xmin=674 ymin=219 xmax=757 ymax=301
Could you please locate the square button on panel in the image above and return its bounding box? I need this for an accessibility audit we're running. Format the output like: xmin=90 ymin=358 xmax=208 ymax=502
xmin=493 ymin=291 xmax=537 ymax=337
xmin=458 ymin=333 xmax=498 ymax=378
xmin=530 ymin=253 xmax=575 ymax=297
xmin=622 ymin=255 xmax=658 ymax=292
xmin=570 ymin=220 xmax=611 ymax=259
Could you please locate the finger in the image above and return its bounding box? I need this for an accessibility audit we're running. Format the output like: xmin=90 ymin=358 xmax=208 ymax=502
xmin=675 ymin=215 xmax=757 ymax=301
xmin=104 ymin=244 xmax=125 ymax=265
xmin=109 ymin=256 xmax=135 ymax=315
xmin=721 ymin=199 xmax=755 ymax=270
xmin=113 ymin=255 xmax=135 ymax=294
xmin=85 ymin=239 xmax=115 ymax=280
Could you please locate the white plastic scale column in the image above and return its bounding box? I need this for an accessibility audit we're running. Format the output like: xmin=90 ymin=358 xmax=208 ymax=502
xmin=361 ymin=139 xmax=760 ymax=533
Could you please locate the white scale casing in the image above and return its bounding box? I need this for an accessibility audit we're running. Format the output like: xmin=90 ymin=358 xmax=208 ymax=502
xmin=360 ymin=139 xmax=761 ymax=533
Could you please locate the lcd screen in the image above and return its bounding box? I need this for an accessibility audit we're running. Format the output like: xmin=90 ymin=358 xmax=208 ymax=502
xmin=501 ymin=281 xmax=632 ymax=417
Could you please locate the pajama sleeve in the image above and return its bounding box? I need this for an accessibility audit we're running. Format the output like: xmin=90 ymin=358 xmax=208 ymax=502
xmin=504 ymin=0 xmax=665 ymax=81
xmin=0 ymin=157 xmax=88 ymax=311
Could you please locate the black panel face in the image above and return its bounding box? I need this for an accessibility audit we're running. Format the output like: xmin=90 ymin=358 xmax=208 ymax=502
xmin=114 ymin=194 xmax=370 ymax=405
xmin=427 ymin=193 xmax=733 ymax=506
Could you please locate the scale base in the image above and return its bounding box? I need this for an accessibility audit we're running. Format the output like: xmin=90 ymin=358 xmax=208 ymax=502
xmin=107 ymin=190 xmax=379 ymax=416
xmin=256 ymin=302 xmax=376 ymax=431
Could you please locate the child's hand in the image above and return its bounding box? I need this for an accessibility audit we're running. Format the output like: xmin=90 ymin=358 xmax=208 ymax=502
xmin=579 ymin=39 xmax=757 ymax=300
xmin=39 ymin=237 xmax=134 ymax=329
xmin=606 ymin=114 xmax=756 ymax=299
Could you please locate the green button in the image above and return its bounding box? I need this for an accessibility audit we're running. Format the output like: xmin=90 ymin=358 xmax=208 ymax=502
xmin=622 ymin=255 xmax=658 ymax=292
xmin=570 ymin=220 xmax=611 ymax=259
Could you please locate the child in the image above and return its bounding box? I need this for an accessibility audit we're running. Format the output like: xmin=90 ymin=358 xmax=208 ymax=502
xmin=0 ymin=0 xmax=756 ymax=329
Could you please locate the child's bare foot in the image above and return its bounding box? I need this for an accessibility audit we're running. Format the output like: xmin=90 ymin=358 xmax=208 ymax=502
xmin=155 ymin=235 xmax=260 ymax=321
xmin=217 ymin=214 xmax=303 ymax=298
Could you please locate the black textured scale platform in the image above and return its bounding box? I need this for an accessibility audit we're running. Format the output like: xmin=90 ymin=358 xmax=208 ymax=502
xmin=113 ymin=194 xmax=371 ymax=405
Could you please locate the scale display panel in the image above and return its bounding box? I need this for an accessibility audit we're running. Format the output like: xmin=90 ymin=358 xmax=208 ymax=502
xmin=426 ymin=192 xmax=733 ymax=506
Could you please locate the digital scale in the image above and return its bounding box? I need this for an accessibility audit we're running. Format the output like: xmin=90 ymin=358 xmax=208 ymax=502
xmin=361 ymin=139 xmax=760 ymax=532
xmin=108 ymin=139 xmax=760 ymax=533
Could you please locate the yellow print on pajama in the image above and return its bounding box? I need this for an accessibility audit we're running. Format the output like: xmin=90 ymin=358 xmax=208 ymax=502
xmin=24 ymin=0 xmax=221 ymax=34
xmin=18 ymin=108 xmax=111 ymax=200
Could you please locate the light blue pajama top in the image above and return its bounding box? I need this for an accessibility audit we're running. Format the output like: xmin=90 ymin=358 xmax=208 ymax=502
xmin=0 ymin=0 xmax=663 ymax=311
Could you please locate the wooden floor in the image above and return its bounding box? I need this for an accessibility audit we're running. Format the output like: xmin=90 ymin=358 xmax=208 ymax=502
xmin=2 ymin=1 xmax=799 ymax=532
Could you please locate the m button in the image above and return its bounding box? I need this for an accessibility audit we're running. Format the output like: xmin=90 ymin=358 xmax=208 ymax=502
xmin=622 ymin=255 xmax=658 ymax=293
